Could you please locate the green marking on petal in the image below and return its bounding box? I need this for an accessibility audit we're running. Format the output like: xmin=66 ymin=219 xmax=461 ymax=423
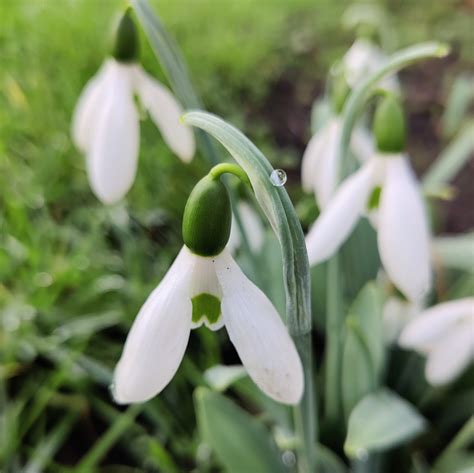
xmin=367 ymin=186 xmax=382 ymax=210
xmin=192 ymin=293 xmax=221 ymax=325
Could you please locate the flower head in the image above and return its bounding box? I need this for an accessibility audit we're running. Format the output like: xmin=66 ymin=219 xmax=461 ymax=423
xmin=399 ymin=298 xmax=474 ymax=385
xmin=305 ymin=96 xmax=432 ymax=302
xmin=71 ymin=10 xmax=195 ymax=204
xmin=113 ymin=166 xmax=304 ymax=405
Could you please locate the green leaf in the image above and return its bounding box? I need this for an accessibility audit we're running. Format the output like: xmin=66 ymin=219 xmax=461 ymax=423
xmin=441 ymin=74 xmax=474 ymax=138
xmin=204 ymin=365 xmax=247 ymax=392
xmin=194 ymin=388 xmax=286 ymax=473
xmin=423 ymin=122 xmax=474 ymax=192
xmin=344 ymin=389 xmax=426 ymax=458
xmin=341 ymin=283 xmax=384 ymax=417
xmin=432 ymin=233 xmax=474 ymax=273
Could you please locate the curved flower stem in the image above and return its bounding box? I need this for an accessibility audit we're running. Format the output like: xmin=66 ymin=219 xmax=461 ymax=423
xmin=209 ymin=163 xmax=251 ymax=185
xmin=183 ymin=111 xmax=316 ymax=473
xmin=323 ymin=41 xmax=450 ymax=427
xmin=130 ymin=0 xmax=255 ymax=265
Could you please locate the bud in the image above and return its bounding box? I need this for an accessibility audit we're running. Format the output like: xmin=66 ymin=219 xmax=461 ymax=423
xmin=373 ymin=95 xmax=406 ymax=153
xmin=182 ymin=175 xmax=232 ymax=257
xmin=113 ymin=9 xmax=139 ymax=63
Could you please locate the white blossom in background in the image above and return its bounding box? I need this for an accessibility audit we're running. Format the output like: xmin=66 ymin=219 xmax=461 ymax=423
xmin=305 ymin=153 xmax=432 ymax=303
xmin=72 ymin=59 xmax=195 ymax=204
xmin=227 ymin=201 xmax=265 ymax=253
xmin=400 ymin=298 xmax=474 ymax=386
xmin=343 ymin=38 xmax=400 ymax=92
xmin=301 ymin=117 xmax=373 ymax=209
xmin=112 ymin=245 xmax=303 ymax=405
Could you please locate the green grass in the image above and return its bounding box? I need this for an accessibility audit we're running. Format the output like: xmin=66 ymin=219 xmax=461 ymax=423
xmin=0 ymin=0 xmax=473 ymax=471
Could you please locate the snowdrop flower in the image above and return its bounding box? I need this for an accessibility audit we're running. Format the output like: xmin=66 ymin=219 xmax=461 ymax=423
xmin=301 ymin=116 xmax=373 ymax=208
xmin=306 ymin=96 xmax=431 ymax=302
xmin=343 ymin=38 xmax=400 ymax=92
xmin=72 ymin=10 xmax=195 ymax=204
xmin=113 ymin=164 xmax=304 ymax=405
xmin=228 ymin=201 xmax=265 ymax=253
xmin=400 ymin=298 xmax=474 ymax=386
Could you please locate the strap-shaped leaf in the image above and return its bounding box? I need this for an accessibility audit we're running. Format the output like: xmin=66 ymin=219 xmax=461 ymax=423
xmin=344 ymin=389 xmax=426 ymax=458
xmin=195 ymin=388 xmax=286 ymax=473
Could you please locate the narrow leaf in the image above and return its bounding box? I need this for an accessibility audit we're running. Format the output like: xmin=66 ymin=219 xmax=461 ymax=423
xmin=345 ymin=389 xmax=426 ymax=458
xmin=194 ymin=388 xmax=286 ymax=473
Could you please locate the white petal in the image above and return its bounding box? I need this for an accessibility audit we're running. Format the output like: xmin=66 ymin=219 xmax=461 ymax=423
xmin=87 ymin=62 xmax=139 ymax=204
xmin=377 ymin=155 xmax=432 ymax=302
xmin=134 ymin=66 xmax=195 ymax=162
xmin=350 ymin=126 xmax=373 ymax=162
xmin=425 ymin=319 xmax=474 ymax=385
xmin=214 ymin=250 xmax=303 ymax=404
xmin=71 ymin=60 xmax=112 ymax=152
xmin=189 ymin=254 xmax=224 ymax=331
xmin=301 ymin=127 xmax=326 ymax=193
xmin=113 ymin=247 xmax=193 ymax=404
xmin=305 ymin=158 xmax=377 ymax=266
xmin=400 ymin=298 xmax=474 ymax=350
xmin=228 ymin=202 xmax=265 ymax=254
xmin=313 ymin=119 xmax=341 ymax=209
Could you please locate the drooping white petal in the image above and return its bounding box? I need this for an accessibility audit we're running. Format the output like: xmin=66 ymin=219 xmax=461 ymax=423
xmin=134 ymin=66 xmax=195 ymax=162
xmin=113 ymin=247 xmax=193 ymax=404
xmin=71 ymin=60 xmax=113 ymax=152
xmin=301 ymin=125 xmax=327 ymax=193
xmin=189 ymin=254 xmax=224 ymax=331
xmin=313 ymin=119 xmax=341 ymax=209
xmin=350 ymin=126 xmax=373 ymax=162
xmin=87 ymin=61 xmax=139 ymax=204
xmin=214 ymin=250 xmax=303 ymax=404
xmin=425 ymin=319 xmax=474 ymax=385
xmin=228 ymin=202 xmax=265 ymax=253
xmin=400 ymin=298 xmax=474 ymax=351
xmin=377 ymin=155 xmax=432 ymax=302
xmin=305 ymin=158 xmax=378 ymax=266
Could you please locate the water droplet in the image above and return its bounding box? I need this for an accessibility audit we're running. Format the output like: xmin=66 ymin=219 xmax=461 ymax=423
xmin=282 ymin=451 xmax=296 ymax=467
xmin=270 ymin=169 xmax=287 ymax=187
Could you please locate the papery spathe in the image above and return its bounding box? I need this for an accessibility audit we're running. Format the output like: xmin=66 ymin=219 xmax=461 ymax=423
xmin=72 ymin=58 xmax=195 ymax=204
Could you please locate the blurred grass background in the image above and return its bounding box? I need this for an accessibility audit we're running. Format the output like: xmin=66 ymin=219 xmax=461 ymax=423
xmin=0 ymin=0 xmax=473 ymax=471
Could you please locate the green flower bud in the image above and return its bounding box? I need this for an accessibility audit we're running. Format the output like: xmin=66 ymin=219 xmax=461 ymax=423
xmin=182 ymin=175 xmax=232 ymax=257
xmin=373 ymin=95 xmax=406 ymax=153
xmin=113 ymin=9 xmax=139 ymax=63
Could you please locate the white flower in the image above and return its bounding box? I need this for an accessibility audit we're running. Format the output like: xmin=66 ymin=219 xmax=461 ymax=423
xmin=227 ymin=202 xmax=265 ymax=253
xmin=305 ymin=153 xmax=432 ymax=302
xmin=112 ymin=246 xmax=303 ymax=405
xmin=301 ymin=117 xmax=373 ymax=208
xmin=72 ymin=58 xmax=195 ymax=204
xmin=399 ymin=298 xmax=474 ymax=386
xmin=343 ymin=38 xmax=400 ymax=92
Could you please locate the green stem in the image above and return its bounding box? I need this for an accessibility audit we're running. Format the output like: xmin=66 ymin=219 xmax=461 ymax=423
xmin=209 ymin=163 xmax=251 ymax=185
xmin=131 ymin=0 xmax=255 ymax=266
xmin=183 ymin=111 xmax=316 ymax=473
xmin=324 ymin=254 xmax=343 ymax=424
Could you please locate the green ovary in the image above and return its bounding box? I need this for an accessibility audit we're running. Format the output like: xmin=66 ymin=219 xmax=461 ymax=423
xmin=192 ymin=293 xmax=222 ymax=326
